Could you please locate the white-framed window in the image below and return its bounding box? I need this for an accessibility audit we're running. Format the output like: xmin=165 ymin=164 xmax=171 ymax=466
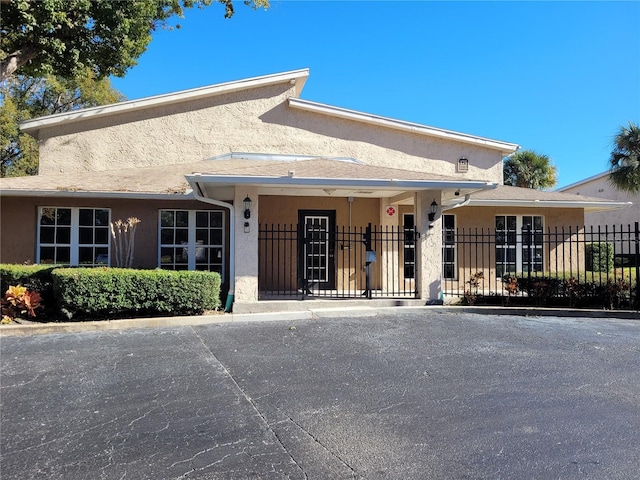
xmin=37 ymin=207 xmax=111 ymax=266
xmin=159 ymin=209 xmax=224 ymax=273
xmin=403 ymin=213 xmax=416 ymax=279
xmin=495 ymin=215 xmax=544 ymax=276
xmin=442 ymin=214 xmax=457 ymax=279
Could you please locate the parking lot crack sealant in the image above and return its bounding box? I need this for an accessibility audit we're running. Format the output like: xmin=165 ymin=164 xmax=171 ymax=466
xmin=190 ymin=326 xmax=308 ymax=479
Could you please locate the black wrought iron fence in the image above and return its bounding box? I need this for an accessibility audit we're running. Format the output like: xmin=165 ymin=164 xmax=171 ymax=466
xmin=443 ymin=222 xmax=640 ymax=310
xmin=259 ymin=223 xmax=419 ymax=299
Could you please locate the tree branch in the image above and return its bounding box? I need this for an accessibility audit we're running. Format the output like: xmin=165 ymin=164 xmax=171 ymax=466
xmin=0 ymin=48 xmax=38 ymax=83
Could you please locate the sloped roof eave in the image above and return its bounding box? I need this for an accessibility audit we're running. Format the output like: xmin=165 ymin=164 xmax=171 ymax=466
xmin=20 ymin=69 xmax=310 ymax=135
xmin=0 ymin=189 xmax=196 ymax=200
xmin=467 ymin=199 xmax=632 ymax=212
xmin=288 ymin=98 xmax=520 ymax=154
xmin=556 ymin=171 xmax=610 ymax=191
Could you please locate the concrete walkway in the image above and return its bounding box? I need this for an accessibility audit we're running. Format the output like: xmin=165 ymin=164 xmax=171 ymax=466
xmin=1 ymin=302 xmax=638 ymax=336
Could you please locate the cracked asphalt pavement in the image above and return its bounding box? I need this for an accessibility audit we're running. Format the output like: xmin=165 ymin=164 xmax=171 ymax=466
xmin=2 ymin=312 xmax=640 ymax=479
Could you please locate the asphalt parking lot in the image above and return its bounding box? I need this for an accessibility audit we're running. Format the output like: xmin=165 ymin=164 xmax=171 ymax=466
xmin=2 ymin=311 xmax=640 ymax=479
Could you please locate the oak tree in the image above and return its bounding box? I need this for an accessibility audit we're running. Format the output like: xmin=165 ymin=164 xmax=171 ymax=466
xmin=0 ymin=0 xmax=269 ymax=82
xmin=1 ymin=68 xmax=125 ymax=176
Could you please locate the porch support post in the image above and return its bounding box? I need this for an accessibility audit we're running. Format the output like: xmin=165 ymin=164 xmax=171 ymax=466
xmin=380 ymin=197 xmax=399 ymax=294
xmin=417 ymin=190 xmax=443 ymax=304
xmin=233 ymin=187 xmax=259 ymax=304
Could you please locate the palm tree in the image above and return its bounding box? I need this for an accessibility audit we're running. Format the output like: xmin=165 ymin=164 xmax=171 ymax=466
xmin=503 ymin=149 xmax=557 ymax=190
xmin=608 ymin=122 xmax=640 ymax=193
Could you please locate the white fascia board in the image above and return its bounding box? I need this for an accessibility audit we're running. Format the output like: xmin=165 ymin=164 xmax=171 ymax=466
xmin=288 ymin=98 xmax=520 ymax=154
xmin=186 ymin=173 xmax=498 ymax=191
xmin=556 ymin=171 xmax=610 ymax=191
xmin=468 ymin=199 xmax=632 ymax=212
xmin=0 ymin=190 xmax=195 ymax=200
xmin=20 ymin=69 xmax=310 ymax=134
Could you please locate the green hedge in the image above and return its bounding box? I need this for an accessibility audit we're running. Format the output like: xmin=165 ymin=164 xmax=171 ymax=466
xmin=0 ymin=264 xmax=57 ymax=292
xmin=52 ymin=268 xmax=221 ymax=319
xmin=585 ymin=242 xmax=615 ymax=272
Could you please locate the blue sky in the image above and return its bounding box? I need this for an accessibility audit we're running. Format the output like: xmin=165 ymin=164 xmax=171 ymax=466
xmin=110 ymin=1 xmax=640 ymax=189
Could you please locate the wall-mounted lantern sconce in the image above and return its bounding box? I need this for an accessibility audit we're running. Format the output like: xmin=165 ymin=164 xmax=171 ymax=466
xmin=243 ymin=195 xmax=252 ymax=219
xmin=428 ymin=200 xmax=438 ymax=222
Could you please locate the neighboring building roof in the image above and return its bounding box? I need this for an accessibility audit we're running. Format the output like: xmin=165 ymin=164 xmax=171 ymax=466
xmin=556 ymin=172 xmax=610 ymax=191
xmin=467 ymin=185 xmax=632 ymax=212
xmin=19 ymin=69 xmax=519 ymax=154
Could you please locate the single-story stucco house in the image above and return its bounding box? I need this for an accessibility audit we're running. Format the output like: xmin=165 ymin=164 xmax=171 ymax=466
xmin=557 ymin=172 xmax=639 ymax=266
xmin=0 ymin=69 xmax=631 ymax=311
xmin=558 ymin=172 xmax=639 ymax=230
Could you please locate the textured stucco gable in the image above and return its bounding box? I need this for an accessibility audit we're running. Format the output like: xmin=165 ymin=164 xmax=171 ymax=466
xmin=26 ymin=70 xmax=518 ymax=184
xmin=558 ymin=173 xmax=638 ymax=226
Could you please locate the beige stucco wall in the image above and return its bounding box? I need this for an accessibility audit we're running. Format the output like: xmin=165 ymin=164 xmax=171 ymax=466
xmin=442 ymin=206 xmax=585 ymax=293
xmin=257 ymin=195 xmax=382 ymax=294
xmin=34 ymin=83 xmax=505 ymax=183
xmin=560 ymin=176 xmax=639 ymax=229
xmin=0 ymin=196 xmax=229 ymax=284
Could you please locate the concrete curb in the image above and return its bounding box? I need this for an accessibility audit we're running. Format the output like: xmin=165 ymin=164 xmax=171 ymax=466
xmin=1 ymin=305 xmax=637 ymax=336
xmin=0 ymin=311 xmax=312 ymax=336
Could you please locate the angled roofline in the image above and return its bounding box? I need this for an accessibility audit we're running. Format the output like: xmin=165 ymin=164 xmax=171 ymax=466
xmin=288 ymin=98 xmax=521 ymax=154
xmin=556 ymin=171 xmax=610 ymax=191
xmin=20 ymin=69 xmax=310 ymax=135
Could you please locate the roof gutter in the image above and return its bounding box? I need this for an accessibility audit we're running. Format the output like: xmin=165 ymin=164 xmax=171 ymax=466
xmin=183 ymin=174 xmax=499 ymax=192
xmin=0 ymin=190 xmax=195 ymax=200
xmin=188 ymin=178 xmax=236 ymax=313
xmin=468 ymin=199 xmax=633 ymax=212
xmin=442 ymin=194 xmax=472 ymax=211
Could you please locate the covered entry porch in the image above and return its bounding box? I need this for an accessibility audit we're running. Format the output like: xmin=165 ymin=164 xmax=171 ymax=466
xmin=259 ymin=221 xmax=419 ymax=299
xmin=185 ymin=154 xmax=497 ymax=309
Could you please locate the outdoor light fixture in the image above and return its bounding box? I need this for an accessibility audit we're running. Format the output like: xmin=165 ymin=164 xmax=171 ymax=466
xmin=243 ymin=195 xmax=252 ymax=219
xmin=428 ymin=200 xmax=438 ymax=222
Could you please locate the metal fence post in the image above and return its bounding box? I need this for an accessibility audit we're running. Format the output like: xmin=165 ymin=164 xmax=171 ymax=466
xmin=635 ymin=221 xmax=639 ymax=309
xmin=363 ymin=223 xmax=372 ymax=299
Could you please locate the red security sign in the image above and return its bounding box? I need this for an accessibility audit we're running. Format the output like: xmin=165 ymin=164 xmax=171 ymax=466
xmin=386 ymin=206 xmax=396 ymax=216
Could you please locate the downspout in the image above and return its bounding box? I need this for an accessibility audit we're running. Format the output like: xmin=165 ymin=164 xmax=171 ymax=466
xmin=191 ymin=181 xmax=236 ymax=312
xmin=442 ymin=194 xmax=471 ymax=212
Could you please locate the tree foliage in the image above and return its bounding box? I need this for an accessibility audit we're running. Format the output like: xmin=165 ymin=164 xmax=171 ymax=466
xmin=0 ymin=0 xmax=269 ymax=82
xmin=608 ymin=122 xmax=640 ymax=193
xmin=503 ymin=149 xmax=557 ymax=190
xmin=1 ymin=68 xmax=125 ymax=177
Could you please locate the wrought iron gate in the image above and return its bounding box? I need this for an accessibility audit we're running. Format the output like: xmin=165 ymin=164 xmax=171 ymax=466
xmin=259 ymin=223 xmax=419 ymax=299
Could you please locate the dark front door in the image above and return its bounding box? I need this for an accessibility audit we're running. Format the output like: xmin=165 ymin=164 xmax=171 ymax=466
xmin=298 ymin=210 xmax=336 ymax=291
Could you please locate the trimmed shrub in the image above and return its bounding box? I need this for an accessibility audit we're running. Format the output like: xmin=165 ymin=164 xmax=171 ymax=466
xmin=585 ymin=242 xmax=614 ymax=272
xmin=52 ymin=268 xmax=221 ymax=319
